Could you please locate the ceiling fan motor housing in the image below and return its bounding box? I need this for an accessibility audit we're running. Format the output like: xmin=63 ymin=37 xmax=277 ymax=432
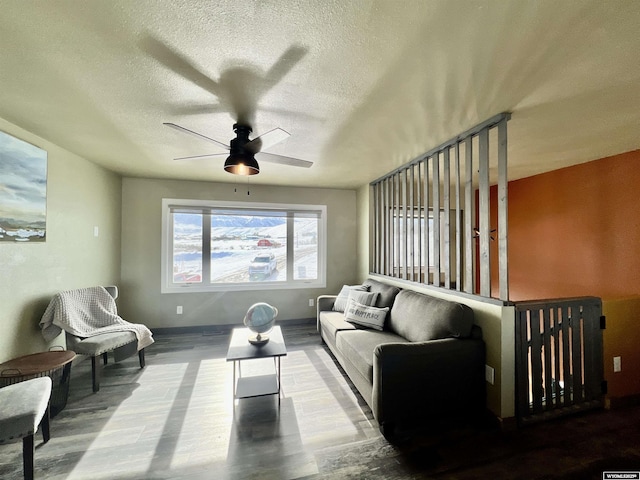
xmin=225 ymin=124 xmax=260 ymax=175
xmin=232 ymin=124 xmax=253 ymax=147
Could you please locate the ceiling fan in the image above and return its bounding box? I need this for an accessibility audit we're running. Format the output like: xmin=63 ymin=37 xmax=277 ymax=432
xmin=165 ymin=122 xmax=312 ymax=175
xmin=144 ymin=36 xmax=312 ymax=176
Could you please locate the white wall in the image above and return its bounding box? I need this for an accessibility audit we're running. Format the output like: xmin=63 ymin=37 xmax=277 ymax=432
xmin=119 ymin=177 xmax=358 ymax=328
xmin=0 ymin=118 xmax=122 ymax=362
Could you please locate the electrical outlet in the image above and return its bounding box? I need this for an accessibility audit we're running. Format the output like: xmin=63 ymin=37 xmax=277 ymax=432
xmin=177 ymin=306 xmax=183 ymax=315
xmin=93 ymin=226 xmax=99 ymax=237
xmin=613 ymin=356 xmax=621 ymax=373
xmin=485 ymin=365 xmax=495 ymax=385
xmin=309 ymin=298 xmax=314 ymax=307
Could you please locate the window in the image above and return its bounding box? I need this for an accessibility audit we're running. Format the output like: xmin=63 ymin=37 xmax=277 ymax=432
xmin=161 ymin=199 xmax=326 ymax=293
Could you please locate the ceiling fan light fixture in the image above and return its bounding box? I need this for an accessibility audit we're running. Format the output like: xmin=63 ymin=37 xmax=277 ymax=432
xmin=224 ymin=152 xmax=260 ymax=176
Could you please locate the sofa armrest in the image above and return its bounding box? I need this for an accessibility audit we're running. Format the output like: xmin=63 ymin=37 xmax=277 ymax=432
xmin=372 ymin=337 xmax=486 ymax=427
xmin=316 ymin=295 xmax=337 ymax=331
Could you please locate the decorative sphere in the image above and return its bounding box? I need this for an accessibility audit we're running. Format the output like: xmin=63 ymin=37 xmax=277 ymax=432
xmin=244 ymin=302 xmax=278 ymax=335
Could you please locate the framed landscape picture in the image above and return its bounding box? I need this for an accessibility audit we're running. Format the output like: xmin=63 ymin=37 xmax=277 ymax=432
xmin=0 ymin=130 xmax=47 ymax=242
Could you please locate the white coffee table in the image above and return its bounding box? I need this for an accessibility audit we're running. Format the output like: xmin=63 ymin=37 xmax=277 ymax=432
xmin=226 ymin=326 xmax=287 ymax=403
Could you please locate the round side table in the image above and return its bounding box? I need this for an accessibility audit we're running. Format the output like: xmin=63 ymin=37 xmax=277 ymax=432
xmin=0 ymin=350 xmax=76 ymax=417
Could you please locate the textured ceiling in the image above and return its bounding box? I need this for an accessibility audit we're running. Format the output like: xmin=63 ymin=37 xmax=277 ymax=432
xmin=1 ymin=1 xmax=640 ymax=189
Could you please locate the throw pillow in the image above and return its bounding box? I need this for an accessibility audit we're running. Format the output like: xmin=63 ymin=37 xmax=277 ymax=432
xmin=332 ymin=284 xmax=369 ymax=312
xmin=344 ymin=300 xmax=389 ymax=331
xmin=344 ymin=289 xmax=379 ymax=311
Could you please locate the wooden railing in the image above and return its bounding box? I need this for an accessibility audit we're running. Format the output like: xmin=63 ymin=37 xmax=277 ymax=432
xmin=370 ymin=113 xmax=511 ymax=300
xmin=514 ymin=297 xmax=604 ymax=426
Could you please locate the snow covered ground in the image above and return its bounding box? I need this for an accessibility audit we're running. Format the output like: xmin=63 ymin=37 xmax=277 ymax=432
xmin=172 ymin=214 xmax=318 ymax=284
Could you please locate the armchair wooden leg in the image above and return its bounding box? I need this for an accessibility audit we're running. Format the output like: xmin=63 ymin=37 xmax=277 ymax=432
xmin=23 ymin=434 xmax=34 ymax=480
xmin=91 ymin=356 xmax=102 ymax=393
xmin=138 ymin=348 xmax=145 ymax=368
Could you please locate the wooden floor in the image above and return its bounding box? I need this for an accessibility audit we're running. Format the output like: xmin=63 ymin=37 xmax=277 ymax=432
xmin=1 ymin=322 xmax=639 ymax=479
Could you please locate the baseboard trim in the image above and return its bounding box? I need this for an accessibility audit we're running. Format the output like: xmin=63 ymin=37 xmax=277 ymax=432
xmin=480 ymin=409 xmax=517 ymax=432
xmin=606 ymin=393 xmax=640 ymax=409
xmin=151 ymin=317 xmax=315 ymax=336
xmin=497 ymin=415 xmax=518 ymax=432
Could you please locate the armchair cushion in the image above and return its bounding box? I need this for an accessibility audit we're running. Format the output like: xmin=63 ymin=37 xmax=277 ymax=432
xmin=66 ymin=331 xmax=137 ymax=358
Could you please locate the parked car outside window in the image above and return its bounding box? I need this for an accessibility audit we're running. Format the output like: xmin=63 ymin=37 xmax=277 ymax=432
xmin=249 ymin=253 xmax=277 ymax=279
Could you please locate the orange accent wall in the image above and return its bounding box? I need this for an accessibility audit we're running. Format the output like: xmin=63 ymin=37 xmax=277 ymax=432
xmin=507 ymin=149 xmax=640 ymax=301
xmin=501 ymin=149 xmax=640 ymax=402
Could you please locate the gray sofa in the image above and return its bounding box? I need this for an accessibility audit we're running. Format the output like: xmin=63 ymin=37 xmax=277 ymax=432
xmin=317 ymin=278 xmax=486 ymax=437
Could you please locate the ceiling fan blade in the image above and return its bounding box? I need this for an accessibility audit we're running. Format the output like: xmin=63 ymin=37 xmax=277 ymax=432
xmin=256 ymin=152 xmax=313 ymax=168
xmin=164 ymin=123 xmax=229 ymax=150
xmin=141 ymin=35 xmax=221 ymax=98
xmin=174 ymin=153 xmax=227 ymax=161
xmin=245 ymin=127 xmax=290 ymax=154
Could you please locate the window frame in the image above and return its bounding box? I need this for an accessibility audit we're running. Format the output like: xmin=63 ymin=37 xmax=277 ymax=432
xmin=161 ymin=198 xmax=327 ymax=294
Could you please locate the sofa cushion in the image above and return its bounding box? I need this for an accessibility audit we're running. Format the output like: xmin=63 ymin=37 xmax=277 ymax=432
xmin=336 ymin=330 xmax=408 ymax=383
xmin=363 ymin=278 xmax=401 ymax=309
xmin=333 ymin=284 xmax=369 ymax=312
xmin=388 ymin=289 xmax=474 ymax=342
xmin=344 ymin=301 xmax=389 ymax=331
xmin=319 ymin=310 xmax=357 ymax=340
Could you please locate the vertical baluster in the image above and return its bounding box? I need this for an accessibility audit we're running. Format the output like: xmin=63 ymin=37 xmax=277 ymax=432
xmin=455 ymin=142 xmax=462 ymax=291
xmin=417 ymin=161 xmax=423 ymax=283
xmin=543 ymin=308 xmax=553 ymax=410
xmin=433 ymin=153 xmax=441 ymax=286
xmin=571 ymin=304 xmax=584 ymax=404
xmin=392 ymin=173 xmax=398 ymax=277
xmin=409 ymin=165 xmax=415 ymax=282
xmin=497 ymin=119 xmax=509 ymax=300
xmin=401 ymin=169 xmax=408 ymax=280
xmin=530 ymin=309 xmax=544 ymax=414
xmin=478 ymin=129 xmax=490 ymax=296
xmin=561 ymin=306 xmax=572 ymax=406
xmin=385 ymin=178 xmax=392 ymax=276
xmin=443 ymin=148 xmax=451 ymax=289
xmin=516 ymin=309 xmax=532 ymax=420
xmin=553 ymin=306 xmax=562 ymax=408
xmin=464 ymin=137 xmax=474 ymax=293
xmin=424 ymin=157 xmax=431 ymax=285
